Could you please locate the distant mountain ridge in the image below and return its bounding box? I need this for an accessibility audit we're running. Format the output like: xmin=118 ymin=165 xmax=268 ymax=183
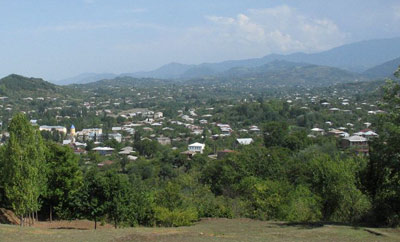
xmin=363 ymin=57 xmax=400 ymax=79
xmin=58 ymin=37 xmax=400 ymax=84
xmin=83 ymin=60 xmax=367 ymax=88
xmin=57 ymin=73 xmax=117 ymax=85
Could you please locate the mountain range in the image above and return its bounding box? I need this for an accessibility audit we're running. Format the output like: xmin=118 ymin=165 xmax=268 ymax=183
xmin=56 ymin=37 xmax=400 ymax=85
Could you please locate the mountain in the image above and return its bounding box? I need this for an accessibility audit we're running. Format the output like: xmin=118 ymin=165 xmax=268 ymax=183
xmin=60 ymin=37 xmax=400 ymax=82
xmin=56 ymin=73 xmax=117 ymax=85
xmin=121 ymin=63 xmax=193 ymax=79
xmin=84 ymin=61 xmax=366 ymax=89
xmin=75 ymin=76 xmax=173 ymax=89
xmin=0 ymin=74 xmax=69 ymax=98
xmin=126 ymin=37 xmax=400 ymax=79
xmin=363 ymin=57 xmax=400 ymax=79
xmin=205 ymin=60 xmax=366 ymax=87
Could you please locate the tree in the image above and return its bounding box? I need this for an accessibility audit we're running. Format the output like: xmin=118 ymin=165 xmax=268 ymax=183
xmin=262 ymin=121 xmax=289 ymax=148
xmin=103 ymin=170 xmax=132 ymax=228
xmin=43 ymin=143 xmax=83 ymax=221
xmin=80 ymin=168 xmax=108 ymax=229
xmin=365 ymin=66 xmax=400 ymax=225
xmin=2 ymin=113 xmax=47 ymax=226
xmin=306 ymin=154 xmax=370 ymax=222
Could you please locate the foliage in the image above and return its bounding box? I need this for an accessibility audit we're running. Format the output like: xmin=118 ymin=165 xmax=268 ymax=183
xmin=1 ymin=114 xmax=47 ymax=221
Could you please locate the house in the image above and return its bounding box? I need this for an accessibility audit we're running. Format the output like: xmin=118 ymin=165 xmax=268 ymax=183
xmin=92 ymin=147 xmax=115 ymax=155
xmin=354 ymin=129 xmax=378 ymax=140
xmin=97 ymin=160 xmax=114 ymax=167
xmin=217 ymin=149 xmax=235 ymax=159
xmin=39 ymin=125 xmax=67 ymax=134
xmin=199 ymin=119 xmax=208 ymax=124
xmin=154 ymin=112 xmax=163 ymax=119
xmin=119 ymin=146 xmax=133 ymax=155
xmin=188 ymin=142 xmax=205 ymax=154
xmin=157 ymin=137 xmax=171 ymax=145
xmin=109 ymin=133 xmax=122 ymax=143
xmin=79 ymin=128 xmax=102 ymax=136
xmin=236 ymin=138 xmax=254 ymax=145
xmin=311 ymin=128 xmax=325 ymax=135
xmin=341 ymin=135 xmax=369 ymax=155
xmin=341 ymin=136 xmax=368 ymax=148
xmin=328 ymin=129 xmax=349 ymax=138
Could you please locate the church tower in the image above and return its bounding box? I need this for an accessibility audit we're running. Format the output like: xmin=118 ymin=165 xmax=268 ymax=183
xmin=70 ymin=124 xmax=76 ymax=137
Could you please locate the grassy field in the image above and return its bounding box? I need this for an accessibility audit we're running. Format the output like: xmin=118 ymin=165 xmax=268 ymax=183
xmin=1 ymin=218 xmax=400 ymax=242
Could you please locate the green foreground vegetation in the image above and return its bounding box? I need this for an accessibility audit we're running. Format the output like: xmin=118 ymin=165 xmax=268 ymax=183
xmin=1 ymin=218 xmax=400 ymax=242
xmin=0 ymin=68 xmax=400 ymax=234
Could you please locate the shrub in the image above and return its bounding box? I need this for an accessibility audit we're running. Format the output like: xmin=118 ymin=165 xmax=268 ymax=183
xmin=154 ymin=206 xmax=198 ymax=227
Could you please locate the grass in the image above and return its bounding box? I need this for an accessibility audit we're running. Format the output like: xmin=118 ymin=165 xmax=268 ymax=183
xmin=1 ymin=218 xmax=400 ymax=242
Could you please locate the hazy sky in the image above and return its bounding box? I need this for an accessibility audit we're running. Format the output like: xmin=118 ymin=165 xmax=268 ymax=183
xmin=1 ymin=0 xmax=400 ymax=80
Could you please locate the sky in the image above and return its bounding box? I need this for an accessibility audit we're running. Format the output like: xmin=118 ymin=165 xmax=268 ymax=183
xmin=1 ymin=0 xmax=400 ymax=81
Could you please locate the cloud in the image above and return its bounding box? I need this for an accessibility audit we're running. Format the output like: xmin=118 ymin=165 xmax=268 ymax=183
xmin=112 ymin=5 xmax=349 ymax=67
xmin=202 ymin=5 xmax=347 ymax=54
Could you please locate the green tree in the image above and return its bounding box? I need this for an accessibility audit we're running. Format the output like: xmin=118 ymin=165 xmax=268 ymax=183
xmin=103 ymin=170 xmax=132 ymax=228
xmin=44 ymin=143 xmax=83 ymax=221
xmin=2 ymin=113 xmax=47 ymax=226
xmin=80 ymin=168 xmax=108 ymax=229
xmin=365 ymin=66 xmax=400 ymax=226
xmin=262 ymin=121 xmax=289 ymax=148
xmin=306 ymin=155 xmax=370 ymax=223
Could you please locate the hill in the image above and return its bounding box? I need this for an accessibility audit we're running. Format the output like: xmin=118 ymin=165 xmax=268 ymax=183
xmin=56 ymin=73 xmax=118 ymax=85
xmin=75 ymin=76 xmax=172 ymax=89
xmin=59 ymin=37 xmax=400 ymax=83
xmin=191 ymin=61 xmax=367 ymax=88
xmin=122 ymin=62 xmax=194 ymax=79
xmin=81 ymin=61 xmax=367 ymax=89
xmin=0 ymin=74 xmax=85 ymax=101
xmin=127 ymin=37 xmax=400 ymax=79
xmin=363 ymin=57 xmax=400 ymax=79
xmin=0 ymin=74 xmax=63 ymax=98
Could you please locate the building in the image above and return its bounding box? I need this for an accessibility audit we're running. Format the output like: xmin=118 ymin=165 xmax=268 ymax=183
xmin=217 ymin=149 xmax=235 ymax=159
xmin=154 ymin=112 xmax=163 ymax=119
xmin=341 ymin=135 xmax=368 ymax=152
xmin=188 ymin=142 xmax=205 ymax=154
xmin=109 ymin=133 xmax=122 ymax=143
xmin=76 ymin=128 xmax=103 ymax=141
xmin=236 ymin=138 xmax=254 ymax=145
xmin=157 ymin=137 xmax=171 ymax=145
xmin=70 ymin=124 xmax=76 ymax=136
xmin=92 ymin=147 xmax=114 ymax=155
xmin=39 ymin=125 xmax=67 ymax=134
xmin=341 ymin=135 xmax=369 ymax=155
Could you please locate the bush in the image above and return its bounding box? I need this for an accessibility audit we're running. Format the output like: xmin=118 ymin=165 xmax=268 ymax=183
xmin=154 ymin=206 xmax=198 ymax=227
xmin=285 ymin=185 xmax=322 ymax=222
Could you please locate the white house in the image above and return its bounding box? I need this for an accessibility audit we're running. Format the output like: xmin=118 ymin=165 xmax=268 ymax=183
xmin=39 ymin=125 xmax=67 ymax=134
xmin=188 ymin=142 xmax=205 ymax=154
xmin=236 ymin=138 xmax=254 ymax=145
xmin=92 ymin=147 xmax=115 ymax=155
xmin=154 ymin=112 xmax=163 ymax=119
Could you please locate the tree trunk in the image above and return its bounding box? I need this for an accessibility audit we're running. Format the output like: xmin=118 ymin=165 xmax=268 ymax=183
xmin=94 ymin=217 xmax=97 ymax=230
xmin=20 ymin=215 xmax=23 ymax=227
xmin=50 ymin=206 xmax=52 ymax=223
xmin=114 ymin=219 xmax=117 ymax=229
